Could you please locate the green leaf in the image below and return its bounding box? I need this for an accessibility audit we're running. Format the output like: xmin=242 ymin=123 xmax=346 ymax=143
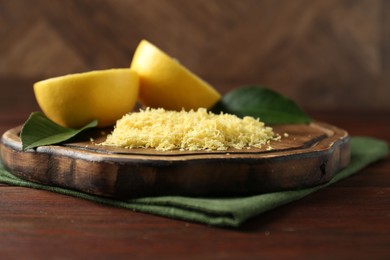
xmin=20 ymin=112 xmax=98 ymax=150
xmin=212 ymin=85 xmax=311 ymax=125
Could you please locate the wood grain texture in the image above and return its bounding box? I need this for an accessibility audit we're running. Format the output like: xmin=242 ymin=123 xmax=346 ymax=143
xmin=0 ymin=0 xmax=389 ymax=112
xmin=0 ymin=109 xmax=389 ymax=259
xmin=0 ymin=122 xmax=350 ymax=198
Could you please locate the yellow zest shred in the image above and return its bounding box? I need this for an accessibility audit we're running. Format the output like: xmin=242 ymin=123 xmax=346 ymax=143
xmin=101 ymin=108 xmax=279 ymax=151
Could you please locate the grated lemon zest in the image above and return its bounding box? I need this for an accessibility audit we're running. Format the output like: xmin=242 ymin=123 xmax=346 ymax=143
xmin=101 ymin=108 xmax=279 ymax=151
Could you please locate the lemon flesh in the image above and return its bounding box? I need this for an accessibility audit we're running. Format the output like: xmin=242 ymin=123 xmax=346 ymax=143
xmin=130 ymin=40 xmax=221 ymax=110
xmin=34 ymin=69 xmax=139 ymax=128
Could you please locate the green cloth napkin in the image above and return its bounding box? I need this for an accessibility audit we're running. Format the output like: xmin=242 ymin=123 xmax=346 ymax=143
xmin=0 ymin=137 xmax=388 ymax=227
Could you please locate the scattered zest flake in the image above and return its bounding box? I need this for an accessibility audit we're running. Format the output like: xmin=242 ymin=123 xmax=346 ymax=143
xmin=101 ymin=108 xmax=280 ymax=151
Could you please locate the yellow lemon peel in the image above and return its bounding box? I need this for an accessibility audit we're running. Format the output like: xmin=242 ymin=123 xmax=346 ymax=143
xmin=130 ymin=40 xmax=221 ymax=110
xmin=34 ymin=69 xmax=139 ymax=128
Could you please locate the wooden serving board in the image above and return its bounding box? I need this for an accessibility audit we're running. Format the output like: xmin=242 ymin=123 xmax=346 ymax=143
xmin=0 ymin=122 xmax=350 ymax=198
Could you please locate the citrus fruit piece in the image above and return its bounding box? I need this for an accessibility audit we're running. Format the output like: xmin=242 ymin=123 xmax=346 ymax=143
xmin=33 ymin=69 xmax=139 ymax=128
xmin=130 ymin=39 xmax=221 ymax=110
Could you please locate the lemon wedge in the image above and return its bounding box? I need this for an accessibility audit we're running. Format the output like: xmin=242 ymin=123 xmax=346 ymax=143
xmin=130 ymin=40 xmax=221 ymax=110
xmin=33 ymin=69 xmax=139 ymax=128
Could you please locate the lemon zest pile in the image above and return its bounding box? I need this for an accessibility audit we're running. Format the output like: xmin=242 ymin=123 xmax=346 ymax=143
xmin=102 ymin=108 xmax=279 ymax=151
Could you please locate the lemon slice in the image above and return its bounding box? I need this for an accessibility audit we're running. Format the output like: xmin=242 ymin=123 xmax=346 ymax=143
xmin=34 ymin=69 xmax=139 ymax=128
xmin=130 ymin=40 xmax=221 ymax=110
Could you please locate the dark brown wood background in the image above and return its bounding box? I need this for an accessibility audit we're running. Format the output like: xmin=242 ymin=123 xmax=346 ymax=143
xmin=1 ymin=0 xmax=389 ymax=116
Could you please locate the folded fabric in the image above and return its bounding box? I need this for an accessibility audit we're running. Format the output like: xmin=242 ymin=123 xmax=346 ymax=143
xmin=0 ymin=137 xmax=388 ymax=227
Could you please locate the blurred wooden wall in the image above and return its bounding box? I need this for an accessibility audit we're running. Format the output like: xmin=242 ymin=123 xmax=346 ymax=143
xmin=0 ymin=0 xmax=389 ymax=113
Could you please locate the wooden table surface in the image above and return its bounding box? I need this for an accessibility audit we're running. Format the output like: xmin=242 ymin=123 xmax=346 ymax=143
xmin=0 ymin=109 xmax=389 ymax=259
